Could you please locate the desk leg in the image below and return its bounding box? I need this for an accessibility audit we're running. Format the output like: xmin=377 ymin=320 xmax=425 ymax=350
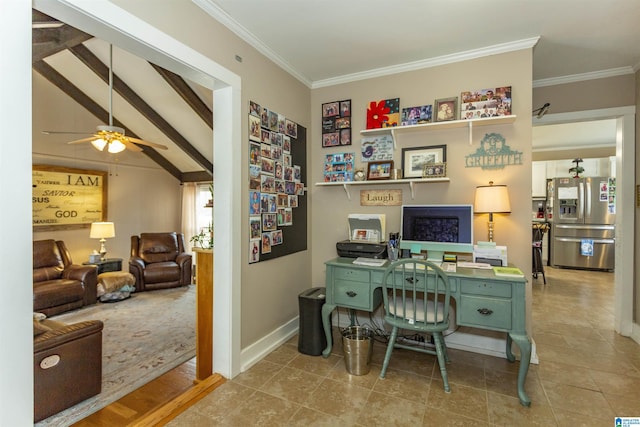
xmin=505 ymin=333 xmax=515 ymax=362
xmin=321 ymin=303 xmax=335 ymax=358
xmin=508 ymin=332 xmax=532 ymax=407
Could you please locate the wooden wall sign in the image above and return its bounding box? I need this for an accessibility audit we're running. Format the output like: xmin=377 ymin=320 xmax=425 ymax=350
xmin=32 ymin=165 xmax=108 ymax=231
xmin=360 ymin=189 xmax=402 ymax=206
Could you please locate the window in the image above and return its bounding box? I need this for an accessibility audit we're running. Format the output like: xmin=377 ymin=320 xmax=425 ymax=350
xmin=194 ymin=183 xmax=213 ymax=248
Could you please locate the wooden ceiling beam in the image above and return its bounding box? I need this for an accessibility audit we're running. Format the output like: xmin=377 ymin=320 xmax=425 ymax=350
xmin=32 ymin=10 xmax=93 ymax=64
xmin=69 ymin=44 xmax=213 ymax=176
xmin=150 ymin=63 xmax=213 ymax=130
xmin=181 ymin=171 xmax=215 ymax=183
xmin=32 ymin=60 xmax=183 ymax=181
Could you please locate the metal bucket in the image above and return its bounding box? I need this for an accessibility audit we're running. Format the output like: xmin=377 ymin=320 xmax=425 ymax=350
xmin=342 ymin=326 xmax=373 ymax=375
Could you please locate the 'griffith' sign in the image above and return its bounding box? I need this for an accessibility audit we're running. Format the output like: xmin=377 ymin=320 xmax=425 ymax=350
xmin=32 ymin=165 xmax=107 ymax=230
xmin=465 ymin=132 xmax=523 ymax=170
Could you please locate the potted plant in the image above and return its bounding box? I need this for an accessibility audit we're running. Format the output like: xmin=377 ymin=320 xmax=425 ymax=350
xmin=190 ymin=222 xmax=213 ymax=249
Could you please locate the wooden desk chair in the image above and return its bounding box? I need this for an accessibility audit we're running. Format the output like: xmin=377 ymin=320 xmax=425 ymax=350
xmin=379 ymin=259 xmax=452 ymax=392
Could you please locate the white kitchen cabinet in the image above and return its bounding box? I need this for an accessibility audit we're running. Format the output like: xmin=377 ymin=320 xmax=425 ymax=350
xmin=532 ymin=162 xmax=547 ymax=197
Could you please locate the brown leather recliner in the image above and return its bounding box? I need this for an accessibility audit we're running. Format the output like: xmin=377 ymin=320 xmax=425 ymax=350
xmin=129 ymin=232 xmax=192 ymax=291
xmin=34 ymin=317 xmax=103 ymax=422
xmin=33 ymin=240 xmax=98 ymax=316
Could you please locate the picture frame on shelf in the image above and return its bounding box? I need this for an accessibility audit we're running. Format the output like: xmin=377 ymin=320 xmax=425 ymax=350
xmin=422 ymin=162 xmax=447 ymax=178
xmin=460 ymin=86 xmax=512 ymax=120
xmin=401 ymin=105 xmax=432 ymax=125
xmin=434 ymin=97 xmax=458 ymax=122
xmin=401 ymin=145 xmax=447 ymax=178
xmin=367 ymin=160 xmax=394 ymax=181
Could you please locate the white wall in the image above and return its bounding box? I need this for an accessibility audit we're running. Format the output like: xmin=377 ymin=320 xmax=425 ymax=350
xmin=1 ymin=1 xmax=34 ymax=424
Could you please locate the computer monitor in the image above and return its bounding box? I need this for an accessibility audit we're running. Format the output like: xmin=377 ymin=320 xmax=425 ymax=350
xmin=399 ymin=204 xmax=474 ymax=262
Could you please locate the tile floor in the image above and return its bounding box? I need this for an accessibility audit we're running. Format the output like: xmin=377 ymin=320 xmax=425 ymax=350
xmin=169 ymin=267 xmax=640 ymax=426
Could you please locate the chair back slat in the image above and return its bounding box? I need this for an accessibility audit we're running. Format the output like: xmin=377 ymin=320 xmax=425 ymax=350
xmin=381 ymin=259 xmax=451 ymax=330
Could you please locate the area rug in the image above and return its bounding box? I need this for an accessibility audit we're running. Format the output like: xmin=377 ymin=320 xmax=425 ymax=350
xmin=37 ymin=285 xmax=196 ymax=426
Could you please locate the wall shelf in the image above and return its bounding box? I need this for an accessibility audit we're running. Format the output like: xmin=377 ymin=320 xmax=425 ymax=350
xmin=360 ymin=115 xmax=516 ymax=146
xmin=314 ymin=177 xmax=450 ymax=200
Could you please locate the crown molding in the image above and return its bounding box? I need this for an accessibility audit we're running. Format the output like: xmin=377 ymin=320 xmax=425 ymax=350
xmin=193 ymin=0 xmax=313 ymax=88
xmin=191 ymin=4 xmax=637 ymax=90
xmin=533 ymin=66 xmax=635 ymax=88
xmin=312 ymin=37 xmax=540 ymax=89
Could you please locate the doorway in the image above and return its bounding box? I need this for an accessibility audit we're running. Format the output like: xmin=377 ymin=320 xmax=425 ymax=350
xmin=34 ymin=0 xmax=242 ymax=379
xmin=533 ymin=107 xmax=635 ymax=337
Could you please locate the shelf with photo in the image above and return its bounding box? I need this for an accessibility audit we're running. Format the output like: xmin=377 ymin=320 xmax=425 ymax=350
xmin=361 ymin=114 xmax=516 ymax=147
xmin=314 ymin=176 xmax=450 ymax=200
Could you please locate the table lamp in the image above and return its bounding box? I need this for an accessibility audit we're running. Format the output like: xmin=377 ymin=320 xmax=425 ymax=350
xmin=474 ymin=181 xmax=511 ymax=242
xmin=90 ymin=221 xmax=115 ymax=261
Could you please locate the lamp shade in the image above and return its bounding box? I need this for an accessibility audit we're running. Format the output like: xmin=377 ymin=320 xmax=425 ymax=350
xmin=474 ymin=183 xmax=511 ymax=214
xmin=90 ymin=222 xmax=115 ymax=239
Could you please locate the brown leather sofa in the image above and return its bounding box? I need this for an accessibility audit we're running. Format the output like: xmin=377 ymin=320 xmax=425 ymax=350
xmin=33 ymin=240 xmax=98 ymax=316
xmin=129 ymin=232 xmax=192 ymax=291
xmin=34 ymin=317 xmax=103 ymax=422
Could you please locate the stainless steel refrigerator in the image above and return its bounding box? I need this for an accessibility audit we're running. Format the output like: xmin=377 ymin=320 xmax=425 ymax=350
xmin=550 ymin=177 xmax=615 ymax=270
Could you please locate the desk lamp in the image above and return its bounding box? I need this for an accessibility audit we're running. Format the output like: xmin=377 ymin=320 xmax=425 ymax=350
xmin=90 ymin=221 xmax=115 ymax=261
xmin=474 ymin=181 xmax=511 ymax=242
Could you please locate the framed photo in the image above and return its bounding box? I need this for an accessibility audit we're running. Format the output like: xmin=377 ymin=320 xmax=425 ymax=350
xmin=322 ymin=99 xmax=351 ymax=147
xmin=423 ymin=162 xmax=447 ymax=178
xmin=322 ymin=132 xmax=339 ymax=147
xmin=367 ymin=160 xmax=394 ymax=180
xmin=434 ymin=97 xmax=458 ymax=122
xmin=401 ymin=145 xmax=447 ymax=178
xmin=401 ymin=105 xmax=432 ymax=125
xmin=322 ymin=101 xmax=340 ymax=117
xmin=460 ymin=86 xmax=512 ymax=120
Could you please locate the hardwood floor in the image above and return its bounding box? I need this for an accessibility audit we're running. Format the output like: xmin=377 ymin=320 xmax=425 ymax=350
xmin=72 ymin=358 xmax=225 ymax=427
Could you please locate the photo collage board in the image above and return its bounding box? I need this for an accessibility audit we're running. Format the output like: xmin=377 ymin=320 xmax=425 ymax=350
xmin=248 ymin=100 xmax=307 ymax=263
xmin=323 ymin=152 xmax=355 ymax=182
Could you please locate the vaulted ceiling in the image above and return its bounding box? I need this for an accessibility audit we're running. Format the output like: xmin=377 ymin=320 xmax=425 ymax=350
xmin=32 ymin=9 xmax=214 ymax=183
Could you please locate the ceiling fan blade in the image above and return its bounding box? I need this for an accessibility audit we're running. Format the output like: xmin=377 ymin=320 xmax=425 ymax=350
xmin=122 ymin=140 xmax=143 ymax=152
xmin=67 ymin=136 xmax=99 ymax=145
xmin=127 ymin=136 xmax=168 ymax=150
xmin=42 ymin=130 xmax=93 ymax=135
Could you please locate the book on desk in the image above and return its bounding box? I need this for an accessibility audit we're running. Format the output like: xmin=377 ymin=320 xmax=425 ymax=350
xmin=492 ymin=266 xmax=525 ymax=277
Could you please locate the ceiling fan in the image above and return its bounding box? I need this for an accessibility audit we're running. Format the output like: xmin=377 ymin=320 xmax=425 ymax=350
xmin=44 ymin=44 xmax=168 ymax=154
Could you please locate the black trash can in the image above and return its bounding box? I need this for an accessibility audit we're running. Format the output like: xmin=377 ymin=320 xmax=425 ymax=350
xmin=298 ymin=287 xmax=328 ymax=356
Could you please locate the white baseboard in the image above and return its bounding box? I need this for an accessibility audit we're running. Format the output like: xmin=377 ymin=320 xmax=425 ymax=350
xmin=239 ymin=308 xmax=542 ymax=373
xmin=240 ymin=316 xmax=299 ymax=372
xmin=332 ymin=308 xmax=539 ymax=364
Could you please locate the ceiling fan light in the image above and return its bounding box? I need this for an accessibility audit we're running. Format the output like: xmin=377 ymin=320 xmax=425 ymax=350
xmin=91 ymin=138 xmax=107 ymax=151
xmin=108 ymin=140 xmax=126 ymax=153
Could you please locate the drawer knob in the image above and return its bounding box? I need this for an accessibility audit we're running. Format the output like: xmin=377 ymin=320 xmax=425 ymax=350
xmin=477 ymin=308 xmax=493 ymax=316
xmin=346 ymin=291 xmax=357 ymax=297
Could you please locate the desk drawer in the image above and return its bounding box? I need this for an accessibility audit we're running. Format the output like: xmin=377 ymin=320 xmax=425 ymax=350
xmin=334 ymin=267 xmax=370 ymax=283
xmin=460 ymin=279 xmax=512 ymax=298
xmin=459 ymin=295 xmax=511 ymax=330
xmin=333 ymin=280 xmax=372 ymax=309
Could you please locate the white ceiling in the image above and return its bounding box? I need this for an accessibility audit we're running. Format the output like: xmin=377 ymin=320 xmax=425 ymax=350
xmin=532 ymin=119 xmax=617 ymax=152
xmin=197 ymin=0 xmax=640 ymax=87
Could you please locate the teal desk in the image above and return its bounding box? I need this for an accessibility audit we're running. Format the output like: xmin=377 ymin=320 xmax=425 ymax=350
xmin=321 ymin=257 xmax=531 ymax=407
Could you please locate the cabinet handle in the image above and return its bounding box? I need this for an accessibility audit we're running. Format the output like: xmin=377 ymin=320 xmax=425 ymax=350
xmin=477 ymin=308 xmax=493 ymax=316
xmin=346 ymin=291 xmax=357 ymax=297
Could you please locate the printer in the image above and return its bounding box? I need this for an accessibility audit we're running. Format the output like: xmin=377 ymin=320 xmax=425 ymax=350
xmin=336 ymin=214 xmax=388 ymax=259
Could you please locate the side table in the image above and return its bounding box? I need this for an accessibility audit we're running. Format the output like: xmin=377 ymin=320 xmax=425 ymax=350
xmin=83 ymin=258 xmax=123 ymax=274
